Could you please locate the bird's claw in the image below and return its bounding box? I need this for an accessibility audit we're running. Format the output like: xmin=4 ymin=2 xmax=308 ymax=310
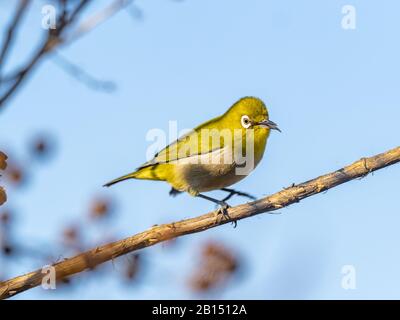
xmin=216 ymin=203 xmax=237 ymax=228
xmin=216 ymin=203 xmax=230 ymax=215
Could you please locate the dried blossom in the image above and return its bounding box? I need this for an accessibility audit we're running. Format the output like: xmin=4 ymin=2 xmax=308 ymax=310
xmin=189 ymin=241 xmax=239 ymax=292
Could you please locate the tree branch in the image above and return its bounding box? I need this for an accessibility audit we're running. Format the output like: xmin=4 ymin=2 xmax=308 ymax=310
xmin=0 ymin=0 xmax=92 ymax=108
xmin=1 ymin=146 xmax=399 ymax=299
xmin=0 ymin=0 xmax=31 ymax=75
xmin=0 ymin=0 xmax=137 ymax=109
xmin=67 ymin=0 xmax=133 ymax=43
xmin=51 ymin=51 xmax=117 ymax=92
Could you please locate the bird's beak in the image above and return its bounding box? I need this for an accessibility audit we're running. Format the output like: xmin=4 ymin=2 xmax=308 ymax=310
xmin=257 ymin=119 xmax=281 ymax=132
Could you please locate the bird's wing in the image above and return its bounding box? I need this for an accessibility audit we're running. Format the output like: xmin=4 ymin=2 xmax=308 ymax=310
xmin=139 ymin=115 xmax=227 ymax=169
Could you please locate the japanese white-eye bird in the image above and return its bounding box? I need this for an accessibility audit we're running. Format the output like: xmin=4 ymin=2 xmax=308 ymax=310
xmin=104 ymin=97 xmax=280 ymax=218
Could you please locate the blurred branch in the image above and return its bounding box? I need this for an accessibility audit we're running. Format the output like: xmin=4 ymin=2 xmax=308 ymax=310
xmin=0 ymin=0 xmax=31 ymax=75
xmin=67 ymin=0 xmax=133 ymax=43
xmin=52 ymin=52 xmax=116 ymax=92
xmin=0 ymin=0 xmax=131 ymax=109
xmin=0 ymin=0 xmax=92 ymax=108
xmin=1 ymin=146 xmax=399 ymax=299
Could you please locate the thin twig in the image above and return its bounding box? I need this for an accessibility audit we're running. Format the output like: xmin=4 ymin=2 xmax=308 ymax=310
xmin=0 ymin=0 xmax=31 ymax=77
xmin=51 ymin=52 xmax=116 ymax=92
xmin=67 ymin=0 xmax=133 ymax=43
xmin=0 ymin=0 xmax=92 ymax=108
xmin=0 ymin=0 xmax=135 ymax=109
xmin=0 ymin=146 xmax=399 ymax=299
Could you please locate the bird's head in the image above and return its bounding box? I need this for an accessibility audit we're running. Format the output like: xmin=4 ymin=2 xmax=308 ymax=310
xmin=225 ymin=97 xmax=281 ymax=132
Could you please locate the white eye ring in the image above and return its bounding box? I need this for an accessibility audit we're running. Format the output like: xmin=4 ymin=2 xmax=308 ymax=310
xmin=241 ymin=115 xmax=252 ymax=129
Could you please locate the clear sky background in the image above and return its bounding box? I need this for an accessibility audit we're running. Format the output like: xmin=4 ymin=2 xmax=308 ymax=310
xmin=0 ymin=0 xmax=399 ymax=299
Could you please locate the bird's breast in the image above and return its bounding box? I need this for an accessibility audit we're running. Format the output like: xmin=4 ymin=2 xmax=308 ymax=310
xmin=168 ymin=133 xmax=268 ymax=193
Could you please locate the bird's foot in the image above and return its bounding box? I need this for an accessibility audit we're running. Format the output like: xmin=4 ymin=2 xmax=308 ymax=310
xmin=215 ymin=201 xmax=237 ymax=228
xmin=216 ymin=201 xmax=230 ymax=215
xmin=169 ymin=188 xmax=182 ymax=197
xmin=196 ymin=193 xmax=237 ymax=228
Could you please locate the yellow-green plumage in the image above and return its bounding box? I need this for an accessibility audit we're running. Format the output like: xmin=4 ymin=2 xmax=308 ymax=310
xmin=104 ymin=97 xmax=279 ymax=198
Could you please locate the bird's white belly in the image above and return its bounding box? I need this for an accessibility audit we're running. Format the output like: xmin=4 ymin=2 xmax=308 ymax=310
xmin=171 ymin=145 xmax=260 ymax=193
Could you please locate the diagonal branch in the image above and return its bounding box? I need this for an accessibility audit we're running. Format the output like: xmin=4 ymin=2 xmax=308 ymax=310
xmin=0 ymin=0 xmax=31 ymax=75
xmin=0 ymin=0 xmax=135 ymax=109
xmin=67 ymin=0 xmax=133 ymax=43
xmin=0 ymin=0 xmax=92 ymax=108
xmin=51 ymin=52 xmax=117 ymax=92
xmin=0 ymin=146 xmax=399 ymax=299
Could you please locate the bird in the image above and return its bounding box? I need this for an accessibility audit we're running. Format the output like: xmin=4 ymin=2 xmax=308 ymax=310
xmin=104 ymin=97 xmax=280 ymax=223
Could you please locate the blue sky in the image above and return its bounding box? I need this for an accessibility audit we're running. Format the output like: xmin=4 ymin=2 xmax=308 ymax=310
xmin=0 ymin=0 xmax=399 ymax=299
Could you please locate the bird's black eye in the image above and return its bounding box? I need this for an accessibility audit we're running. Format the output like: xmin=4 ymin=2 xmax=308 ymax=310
xmin=241 ymin=115 xmax=251 ymax=128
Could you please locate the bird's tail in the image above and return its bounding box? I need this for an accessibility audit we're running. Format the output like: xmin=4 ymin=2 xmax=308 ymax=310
xmin=103 ymin=172 xmax=137 ymax=187
xmin=103 ymin=165 xmax=164 ymax=187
